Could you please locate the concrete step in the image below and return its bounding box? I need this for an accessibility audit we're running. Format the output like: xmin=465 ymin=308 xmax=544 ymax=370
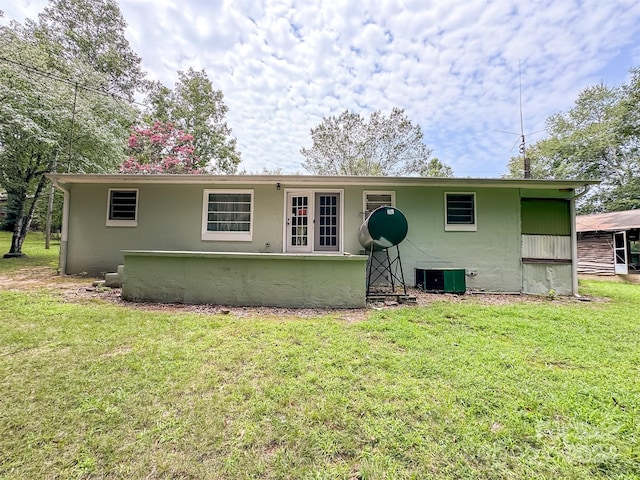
xmin=104 ymin=265 xmax=124 ymax=287
xmin=104 ymin=272 xmax=121 ymax=288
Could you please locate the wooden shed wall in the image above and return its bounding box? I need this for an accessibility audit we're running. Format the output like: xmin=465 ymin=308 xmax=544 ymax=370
xmin=577 ymin=232 xmax=614 ymax=275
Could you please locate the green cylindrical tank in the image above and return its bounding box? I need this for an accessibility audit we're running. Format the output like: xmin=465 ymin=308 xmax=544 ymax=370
xmin=358 ymin=206 xmax=408 ymax=250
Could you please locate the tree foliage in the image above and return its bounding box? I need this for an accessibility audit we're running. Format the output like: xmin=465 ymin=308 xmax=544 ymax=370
xmin=0 ymin=26 xmax=58 ymax=242
xmin=421 ymin=158 xmax=454 ymax=177
xmin=301 ymin=108 xmax=441 ymax=176
xmin=34 ymin=0 xmax=145 ymax=99
xmin=121 ymin=121 xmax=202 ymax=174
xmin=506 ymin=70 xmax=640 ymax=213
xmin=145 ymin=68 xmax=241 ymax=173
xmin=0 ymin=3 xmax=138 ymax=256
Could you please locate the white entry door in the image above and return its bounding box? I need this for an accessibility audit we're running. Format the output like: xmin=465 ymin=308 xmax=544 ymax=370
xmin=286 ymin=192 xmax=311 ymax=252
xmin=614 ymin=231 xmax=628 ymax=274
xmin=285 ymin=191 xmax=341 ymax=253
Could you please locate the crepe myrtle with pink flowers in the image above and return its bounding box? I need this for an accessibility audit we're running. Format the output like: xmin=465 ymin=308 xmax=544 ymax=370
xmin=120 ymin=120 xmax=204 ymax=174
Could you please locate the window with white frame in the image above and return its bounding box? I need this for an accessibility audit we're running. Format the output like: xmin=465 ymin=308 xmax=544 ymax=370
xmin=445 ymin=192 xmax=476 ymax=231
xmin=106 ymin=189 xmax=138 ymax=227
xmin=363 ymin=191 xmax=395 ymax=218
xmin=202 ymin=189 xmax=253 ymax=241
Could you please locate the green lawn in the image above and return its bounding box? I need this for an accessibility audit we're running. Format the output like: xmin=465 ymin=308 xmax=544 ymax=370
xmin=1 ymin=232 xmax=639 ymax=479
xmin=0 ymin=231 xmax=60 ymax=274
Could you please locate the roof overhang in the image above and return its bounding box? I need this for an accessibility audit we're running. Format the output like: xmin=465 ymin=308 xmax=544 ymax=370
xmin=46 ymin=173 xmax=599 ymax=190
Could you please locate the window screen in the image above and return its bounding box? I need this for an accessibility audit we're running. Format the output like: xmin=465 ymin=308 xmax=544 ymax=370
xmin=206 ymin=192 xmax=252 ymax=232
xmin=107 ymin=189 xmax=138 ymax=225
xmin=446 ymin=193 xmax=475 ymax=225
xmin=364 ymin=192 xmax=394 ymax=218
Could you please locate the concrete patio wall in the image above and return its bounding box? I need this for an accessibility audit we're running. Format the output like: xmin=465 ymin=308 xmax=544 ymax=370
xmin=121 ymin=251 xmax=368 ymax=308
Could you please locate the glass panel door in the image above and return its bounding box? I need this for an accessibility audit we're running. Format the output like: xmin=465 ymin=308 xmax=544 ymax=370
xmin=286 ymin=193 xmax=311 ymax=252
xmin=314 ymin=193 xmax=340 ymax=252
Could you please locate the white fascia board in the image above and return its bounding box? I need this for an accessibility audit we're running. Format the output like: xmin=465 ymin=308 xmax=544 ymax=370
xmin=45 ymin=173 xmax=599 ymax=190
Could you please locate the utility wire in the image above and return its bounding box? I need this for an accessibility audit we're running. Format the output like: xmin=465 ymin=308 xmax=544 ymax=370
xmin=0 ymin=54 xmax=146 ymax=108
xmin=1 ymin=53 xmax=147 ymax=169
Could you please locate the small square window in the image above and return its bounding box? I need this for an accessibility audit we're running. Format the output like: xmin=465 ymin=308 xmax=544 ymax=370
xmin=363 ymin=191 xmax=395 ymax=218
xmin=106 ymin=189 xmax=138 ymax=227
xmin=445 ymin=192 xmax=476 ymax=231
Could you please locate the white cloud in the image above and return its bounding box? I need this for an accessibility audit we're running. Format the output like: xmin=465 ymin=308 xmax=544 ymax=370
xmin=3 ymin=0 xmax=640 ymax=177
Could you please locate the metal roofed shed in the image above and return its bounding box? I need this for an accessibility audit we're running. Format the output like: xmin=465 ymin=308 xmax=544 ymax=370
xmin=576 ymin=210 xmax=640 ymax=276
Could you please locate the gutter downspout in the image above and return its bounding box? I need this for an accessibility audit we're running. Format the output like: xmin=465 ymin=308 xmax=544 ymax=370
xmin=571 ymin=185 xmax=590 ymax=296
xmin=51 ymin=178 xmax=70 ymax=275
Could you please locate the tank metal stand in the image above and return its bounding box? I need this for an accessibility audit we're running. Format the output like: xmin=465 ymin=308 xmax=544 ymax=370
xmin=365 ymin=245 xmax=414 ymax=302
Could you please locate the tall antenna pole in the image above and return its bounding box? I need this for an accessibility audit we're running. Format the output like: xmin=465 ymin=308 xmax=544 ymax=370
xmin=519 ymin=61 xmax=530 ymax=179
xmin=67 ymin=81 xmax=79 ymax=172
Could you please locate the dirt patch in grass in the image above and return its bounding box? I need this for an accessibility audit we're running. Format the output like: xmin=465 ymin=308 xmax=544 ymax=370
xmin=0 ymin=267 xmax=602 ymax=321
xmin=0 ymin=267 xmax=95 ymax=294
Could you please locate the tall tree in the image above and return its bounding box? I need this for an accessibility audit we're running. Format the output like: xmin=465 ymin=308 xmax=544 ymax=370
xmin=0 ymin=19 xmax=136 ymax=257
xmin=505 ymin=74 xmax=640 ymax=213
xmin=145 ymin=68 xmax=241 ymax=173
xmin=301 ymin=108 xmax=440 ymax=176
xmin=1 ymin=0 xmax=143 ymax=256
xmin=34 ymin=0 xmax=145 ymax=99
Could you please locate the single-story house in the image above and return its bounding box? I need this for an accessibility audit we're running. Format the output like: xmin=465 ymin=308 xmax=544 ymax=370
xmin=576 ymin=209 xmax=640 ymax=275
xmin=48 ymin=174 xmax=597 ymax=307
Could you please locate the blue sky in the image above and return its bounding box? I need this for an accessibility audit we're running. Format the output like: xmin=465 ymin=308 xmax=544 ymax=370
xmin=3 ymin=0 xmax=640 ymax=177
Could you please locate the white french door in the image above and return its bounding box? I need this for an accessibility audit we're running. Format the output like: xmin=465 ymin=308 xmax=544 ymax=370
xmin=286 ymin=193 xmax=311 ymax=252
xmin=285 ymin=191 xmax=341 ymax=253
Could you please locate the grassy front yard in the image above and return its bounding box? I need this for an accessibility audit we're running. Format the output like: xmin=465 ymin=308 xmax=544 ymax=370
xmin=1 ymin=232 xmax=639 ymax=479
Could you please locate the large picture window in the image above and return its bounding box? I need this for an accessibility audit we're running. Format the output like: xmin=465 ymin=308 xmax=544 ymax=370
xmin=106 ymin=189 xmax=138 ymax=227
xmin=445 ymin=192 xmax=476 ymax=231
xmin=202 ymin=189 xmax=253 ymax=241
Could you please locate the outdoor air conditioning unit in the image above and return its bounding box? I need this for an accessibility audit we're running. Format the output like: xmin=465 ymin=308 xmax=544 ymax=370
xmin=415 ymin=268 xmax=466 ymax=294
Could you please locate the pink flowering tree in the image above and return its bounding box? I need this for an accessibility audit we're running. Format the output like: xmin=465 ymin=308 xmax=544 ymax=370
xmin=120 ymin=120 xmax=205 ymax=174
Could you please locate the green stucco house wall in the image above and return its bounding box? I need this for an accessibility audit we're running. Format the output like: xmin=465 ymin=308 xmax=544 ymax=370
xmin=48 ymin=174 xmax=595 ymax=307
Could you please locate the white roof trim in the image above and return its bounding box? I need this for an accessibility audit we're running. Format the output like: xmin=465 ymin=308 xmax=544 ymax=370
xmin=46 ymin=173 xmax=599 ymax=190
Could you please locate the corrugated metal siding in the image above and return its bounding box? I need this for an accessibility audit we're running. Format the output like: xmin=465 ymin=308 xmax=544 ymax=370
xmin=522 ymin=235 xmax=572 ymax=259
xmin=522 ymin=264 xmax=573 ymax=295
xmin=521 ymin=199 xmax=571 ymax=235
